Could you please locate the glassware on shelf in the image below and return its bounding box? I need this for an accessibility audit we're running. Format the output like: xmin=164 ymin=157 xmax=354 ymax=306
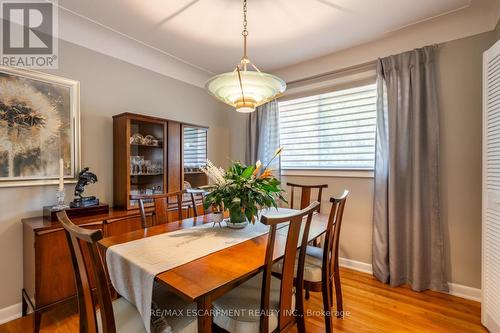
xmin=137 ymin=157 xmax=145 ymax=174
xmin=130 ymin=156 xmax=164 ymax=175
xmin=130 ymin=156 xmax=136 ymax=174
xmin=130 ymin=156 xmax=145 ymax=175
xmin=144 ymin=160 xmax=152 ymax=174
xmin=152 ymin=161 xmax=163 ymax=174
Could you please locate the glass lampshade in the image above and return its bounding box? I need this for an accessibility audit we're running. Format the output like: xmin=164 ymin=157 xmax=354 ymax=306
xmin=206 ymin=71 xmax=286 ymax=113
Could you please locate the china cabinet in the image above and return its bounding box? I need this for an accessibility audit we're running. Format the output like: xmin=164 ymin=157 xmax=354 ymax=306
xmin=113 ymin=113 xmax=208 ymax=210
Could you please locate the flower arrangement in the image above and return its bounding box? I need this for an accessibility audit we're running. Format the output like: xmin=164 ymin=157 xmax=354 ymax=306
xmin=202 ymin=148 xmax=286 ymax=226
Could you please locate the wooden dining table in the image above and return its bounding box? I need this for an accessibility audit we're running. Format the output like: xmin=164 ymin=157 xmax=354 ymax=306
xmin=99 ymin=210 xmax=329 ymax=333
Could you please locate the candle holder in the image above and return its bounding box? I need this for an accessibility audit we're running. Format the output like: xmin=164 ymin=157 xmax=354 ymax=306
xmin=52 ymin=189 xmax=69 ymax=211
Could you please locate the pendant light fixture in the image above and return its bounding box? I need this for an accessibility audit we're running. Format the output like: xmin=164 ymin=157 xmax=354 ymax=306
xmin=205 ymin=0 xmax=286 ymax=113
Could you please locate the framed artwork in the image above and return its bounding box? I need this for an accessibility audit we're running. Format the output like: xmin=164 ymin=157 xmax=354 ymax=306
xmin=0 ymin=66 xmax=80 ymax=187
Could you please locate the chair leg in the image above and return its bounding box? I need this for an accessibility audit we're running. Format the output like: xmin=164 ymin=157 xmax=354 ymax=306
xmin=305 ymin=284 xmax=310 ymax=300
xmin=297 ymin=313 xmax=306 ymax=333
xmin=33 ymin=310 xmax=42 ymax=333
xmin=333 ymin=268 xmax=343 ymax=318
xmin=322 ymin=282 xmax=333 ymax=333
xmin=295 ymin=287 xmax=306 ymax=333
xmin=22 ymin=293 xmax=28 ymax=317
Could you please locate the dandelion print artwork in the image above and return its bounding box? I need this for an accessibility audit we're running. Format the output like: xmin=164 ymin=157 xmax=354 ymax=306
xmin=0 ymin=67 xmax=80 ymax=186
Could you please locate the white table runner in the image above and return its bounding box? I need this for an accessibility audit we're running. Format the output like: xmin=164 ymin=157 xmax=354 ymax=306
xmin=106 ymin=208 xmax=296 ymax=332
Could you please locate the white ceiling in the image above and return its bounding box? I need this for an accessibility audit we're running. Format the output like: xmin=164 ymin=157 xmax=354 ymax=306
xmin=57 ymin=0 xmax=472 ymax=74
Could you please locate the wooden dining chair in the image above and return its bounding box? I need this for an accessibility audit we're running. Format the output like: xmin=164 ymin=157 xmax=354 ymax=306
xmin=287 ymin=182 xmax=328 ymax=212
xmin=130 ymin=191 xmax=184 ymax=228
xmin=288 ymin=182 xmax=328 ymax=247
xmin=185 ymin=188 xmax=207 ymax=217
xmin=212 ymin=202 xmax=320 ymax=333
xmin=303 ymin=190 xmax=349 ymax=332
xmin=272 ymin=191 xmax=348 ymax=333
xmin=56 ymin=211 xmax=198 ymax=333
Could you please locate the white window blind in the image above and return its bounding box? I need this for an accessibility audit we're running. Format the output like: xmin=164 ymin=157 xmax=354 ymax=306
xmin=183 ymin=127 xmax=207 ymax=169
xmin=278 ymin=83 xmax=377 ymax=170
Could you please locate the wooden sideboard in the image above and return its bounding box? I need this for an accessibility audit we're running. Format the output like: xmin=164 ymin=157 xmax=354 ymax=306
xmin=22 ymin=209 xmax=152 ymax=332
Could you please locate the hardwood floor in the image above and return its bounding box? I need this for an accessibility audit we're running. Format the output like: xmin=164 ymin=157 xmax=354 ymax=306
xmin=0 ymin=268 xmax=486 ymax=333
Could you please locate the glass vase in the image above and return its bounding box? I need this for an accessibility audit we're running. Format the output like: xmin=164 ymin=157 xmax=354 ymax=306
xmin=227 ymin=209 xmax=248 ymax=229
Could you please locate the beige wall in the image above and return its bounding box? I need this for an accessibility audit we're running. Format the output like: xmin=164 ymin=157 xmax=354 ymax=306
xmin=437 ymin=32 xmax=496 ymax=288
xmin=281 ymin=176 xmax=374 ymax=264
xmin=0 ymin=40 xmax=229 ymax=309
xmin=228 ymin=31 xmax=499 ymax=289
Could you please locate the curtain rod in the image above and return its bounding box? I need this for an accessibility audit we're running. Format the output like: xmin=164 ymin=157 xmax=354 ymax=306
xmin=286 ymin=60 xmax=377 ymax=86
xmin=286 ymin=41 xmax=446 ymax=87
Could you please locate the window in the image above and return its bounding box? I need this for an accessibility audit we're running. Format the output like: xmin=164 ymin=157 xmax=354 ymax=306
xmin=278 ymin=83 xmax=377 ymax=170
xmin=183 ymin=126 xmax=207 ymax=170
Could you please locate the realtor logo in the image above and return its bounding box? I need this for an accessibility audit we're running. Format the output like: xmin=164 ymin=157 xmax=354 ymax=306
xmin=1 ymin=0 xmax=58 ymax=68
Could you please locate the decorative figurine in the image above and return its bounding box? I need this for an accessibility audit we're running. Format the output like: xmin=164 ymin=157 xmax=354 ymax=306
xmin=70 ymin=167 xmax=99 ymax=208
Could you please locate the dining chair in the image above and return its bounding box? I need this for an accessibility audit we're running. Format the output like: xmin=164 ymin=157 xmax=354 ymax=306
xmin=130 ymin=191 xmax=184 ymax=227
xmin=212 ymin=201 xmax=320 ymax=333
xmin=56 ymin=211 xmax=197 ymax=333
xmin=287 ymin=182 xmax=328 ymax=247
xmin=185 ymin=188 xmax=207 ymax=217
xmin=287 ymin=182 xmax=328 ymax=213
xmin=289 ymin=190 xmax=349 ymax=333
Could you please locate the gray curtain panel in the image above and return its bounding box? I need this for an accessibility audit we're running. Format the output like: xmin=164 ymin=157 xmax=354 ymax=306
xmin=373 ymin=46 xmax=447 ymax=292
xmin=245 ymin=99 xmax=280 ymax=170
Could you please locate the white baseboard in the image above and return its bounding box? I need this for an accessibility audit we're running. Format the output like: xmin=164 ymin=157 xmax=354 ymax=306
xmin=339 ymin=257 xmax=373 ymax=274
xmin=338 ymin=258 xmax=482 ymax=302
xmin=0 ymin=302 xmax=22 ymax=325
xmin=447 ymin=283 xmax=482 ymax=302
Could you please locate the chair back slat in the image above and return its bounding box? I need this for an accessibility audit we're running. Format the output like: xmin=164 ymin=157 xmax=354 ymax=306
xmin=299 ymin=187 xmax=311 ymax=210
xmin=260 ymin=202 xmax=320 ymax=332
xmin=185 ymin=189 xmax=207 ymax=217
xmin=130 ymin=191 xmax=184 ymax=226
xmin=287 ymin=183 xmax=328 ymax=212
xmin=154 ymin=196 xmax=169 ymax=224
xmin=323 ymin=190 xmax=349 ymax=282
xmin=57 ymin=211 xmax=116 ymax=333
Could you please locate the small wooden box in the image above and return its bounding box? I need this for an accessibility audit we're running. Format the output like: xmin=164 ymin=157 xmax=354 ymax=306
xmin=43 ymin=203 xmax=110 ymax=222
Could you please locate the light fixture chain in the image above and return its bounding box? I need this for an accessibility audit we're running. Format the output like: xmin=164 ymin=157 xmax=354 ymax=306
xmin=242 ymin=0 xmax=248 ymax=35
xmin=242 ymin=0 xmax=248 ymax=59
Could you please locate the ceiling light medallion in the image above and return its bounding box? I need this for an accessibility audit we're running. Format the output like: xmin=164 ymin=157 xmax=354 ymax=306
xmin=206 ymin=0 xmax=286 ymax=113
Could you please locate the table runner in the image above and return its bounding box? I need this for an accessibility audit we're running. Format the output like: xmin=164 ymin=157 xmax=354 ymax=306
xmin=106 ymin=208 xmax=296 ymax=332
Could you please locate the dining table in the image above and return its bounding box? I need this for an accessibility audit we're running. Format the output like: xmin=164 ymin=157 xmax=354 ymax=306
xmin=99 ymin=208 xmax=329 ymax=333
